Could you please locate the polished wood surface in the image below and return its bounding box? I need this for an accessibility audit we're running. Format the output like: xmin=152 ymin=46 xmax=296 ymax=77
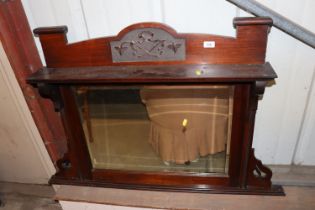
xmin=33 ymin=18 xmax=271 ymax=67
xmin=27 ymin=17 xmax=283 ymax=195
xmin=27 ymin=63 xmax=276 ymax=84
xmin=50 ymin=175 xmax=284 ymax=195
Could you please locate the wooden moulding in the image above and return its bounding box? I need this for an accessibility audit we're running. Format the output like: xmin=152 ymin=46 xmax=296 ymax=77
xmin=27 ymin=63 xmax=277 ymax=85
xmin=0 ymin=0 xmax=66 ymax=163
xmin=28 ymin=17 xmax=284 ymax=195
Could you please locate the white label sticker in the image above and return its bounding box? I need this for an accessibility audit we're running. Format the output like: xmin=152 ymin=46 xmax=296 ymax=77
xmin=203 ymin=41 xmax=216 ymax=48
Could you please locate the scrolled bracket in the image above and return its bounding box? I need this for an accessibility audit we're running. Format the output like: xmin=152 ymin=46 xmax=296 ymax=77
xmin=249 ymin=81 xmax=267 ymax=111
xmin=37 ymin=83 xmax=63 ymax=112
xmin=247 ymin=149 xmax=272 ymax=188
xmin=243 ymin=81 xmax=272 ymax=189
xmin=254 ymin=81 xmax=267 ymax=96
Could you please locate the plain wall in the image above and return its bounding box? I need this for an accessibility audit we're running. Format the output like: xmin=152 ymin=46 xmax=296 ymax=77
xmin=0 ymin=41 xmax=55 ymax=184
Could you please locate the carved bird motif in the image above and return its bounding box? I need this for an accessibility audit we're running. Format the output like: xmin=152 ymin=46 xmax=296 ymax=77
xmin=114 ymin=42 xmax=129 ymax=55
xmin=167 ymin=43 xmax=182 ymax=53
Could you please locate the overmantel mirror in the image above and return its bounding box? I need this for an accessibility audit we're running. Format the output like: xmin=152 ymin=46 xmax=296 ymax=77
xmin=27 ymin=17 xmax=284 ymax=195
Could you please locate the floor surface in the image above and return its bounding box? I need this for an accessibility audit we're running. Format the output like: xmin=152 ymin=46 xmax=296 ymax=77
xmin=55 ymin=185 xmax=315 ymax=210
xmin=1 ymin=165 xmax=315 ymax=210
xmin=0 ymin=182 xmax=60 ymax=210
xmin=1 ymin=183 xmax=315 ymax=210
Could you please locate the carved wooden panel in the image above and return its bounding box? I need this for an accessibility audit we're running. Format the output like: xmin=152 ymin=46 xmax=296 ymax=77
xmin=33 ymin=19 xmax=272 ymax=67
xmin=110 ymin=28 xmax=185 ymax=62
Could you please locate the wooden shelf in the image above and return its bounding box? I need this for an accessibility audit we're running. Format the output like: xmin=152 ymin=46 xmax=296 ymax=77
xmin=27 ymin=62 xmax=277 ymax=84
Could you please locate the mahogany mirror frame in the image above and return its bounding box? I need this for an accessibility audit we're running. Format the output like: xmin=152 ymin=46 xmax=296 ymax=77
xmin=27 ymin=17 xmax=284 ymax=195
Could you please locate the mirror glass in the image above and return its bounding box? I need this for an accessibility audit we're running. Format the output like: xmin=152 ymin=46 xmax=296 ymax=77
xmin=74 ymin=85 xmax=234 ymax=174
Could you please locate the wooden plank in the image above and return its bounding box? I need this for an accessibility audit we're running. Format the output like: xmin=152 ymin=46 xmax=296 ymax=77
xmin=27 ymin=63 xmax=277 ymax=84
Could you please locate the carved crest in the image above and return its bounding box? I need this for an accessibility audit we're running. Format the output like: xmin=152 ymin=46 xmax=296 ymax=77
xmin=110 ymin=28 xmax=185 ymax=62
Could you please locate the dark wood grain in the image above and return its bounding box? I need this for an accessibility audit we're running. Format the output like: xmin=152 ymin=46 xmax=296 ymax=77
xmin=33 ymin=26 xmax=68 ymax=35
xmin=92 ymin=169 xmax=229 ymax=186
xmin=27 ymin=63 xmax=277 ymax=84
xmin=57 ymin=87 xmax=92 ymax=179
xmin=49 ymin=175 xmax=285 ymax=196
xmin=233 ymin=17 xmax=273 ymax=27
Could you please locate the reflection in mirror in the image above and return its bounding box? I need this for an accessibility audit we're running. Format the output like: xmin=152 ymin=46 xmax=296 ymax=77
xmin=74 ymin=85 xmax=234 ymax=174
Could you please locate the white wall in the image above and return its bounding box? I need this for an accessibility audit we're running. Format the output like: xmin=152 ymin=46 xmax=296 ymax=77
xmin=238 ymin=0 xmax=315 ymax=165
xmin=21 ymin=0 xmax=315 ymax=165
xmin=0 ymin=41 xmax=55 ymax=184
